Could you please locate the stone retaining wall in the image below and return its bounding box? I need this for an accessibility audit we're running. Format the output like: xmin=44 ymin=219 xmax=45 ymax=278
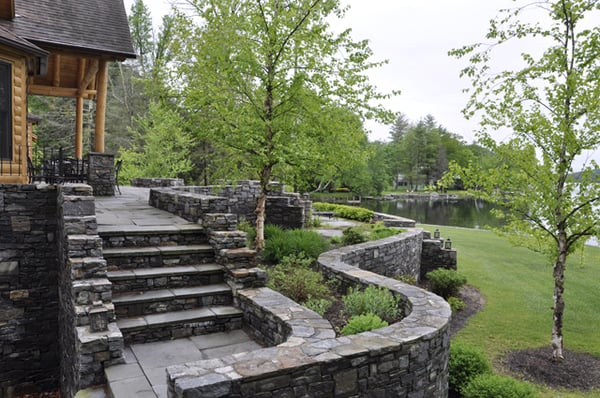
xmin=57 ymin=185 xmax=124 ymax=397
xmin=87 ymin=153 xmax=115 ymax=197
xmin=329 ymin=229 xmax=423 ymax=282
xmin=166 ymin=231 xmax=451 ymax=397
xmin=131 ymin=178 xmax=184 ymax=188
xmin=161 ymin=180 xmax=311 ymax=229
xmin=0 ymin=184 xmax=60 ymax=397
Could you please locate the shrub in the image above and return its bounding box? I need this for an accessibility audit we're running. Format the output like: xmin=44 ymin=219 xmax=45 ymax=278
xmin=426 ymin=269 xmax=467 ymax=299
xmin=394 ymin=274 xmax=416 ymax=285
xmin=312 ymin=202 xmax=374 ymax=223
xmin=341 ymin=227 xmax=368 ymax=245
xmin=448 ymin=296 xmax=466 ymax=312
xmin=303 ymin=297 xmax=332 ymax=316
xmin=462 ymin=374 xmax=537 ymax=398
xmin=342 ymin=285 xmax=399 ymax=322
xmin=266 ymin=255 xmax=332 ymax=303
xmin=449 ymin=342 xmax=492 ymax=395
xmin=263 ymin=228 xmax=329 ymax=263
xmin=330 ymin=236 xmax=342 ymax=245
xmin=368 ymin=222 xmax=402 ymax=240
xmin=341 ymin=313 xmax=388 ymax=335
xmin=264 ymin=224 xmax=284 ymax=240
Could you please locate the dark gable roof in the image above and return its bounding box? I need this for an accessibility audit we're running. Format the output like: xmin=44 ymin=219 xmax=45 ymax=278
xmin=0 ymin=24 xmax=47 ymax=56
xmin=0 ymin=0 xmax=135 ymax=59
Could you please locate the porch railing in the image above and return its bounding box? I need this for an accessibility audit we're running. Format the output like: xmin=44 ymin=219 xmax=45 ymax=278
xmin=29 ymin=147 xmax=88 ymax=184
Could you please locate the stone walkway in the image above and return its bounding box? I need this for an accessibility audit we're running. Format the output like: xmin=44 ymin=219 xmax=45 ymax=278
xmin=93 ymin=187 xmax=262 ymax=398
xmin=107 ymin=330 xmax=262 ymax=398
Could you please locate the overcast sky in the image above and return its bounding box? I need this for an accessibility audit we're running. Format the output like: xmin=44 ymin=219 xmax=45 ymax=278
xmin=122 ymin=0 xmax=600 ymax=175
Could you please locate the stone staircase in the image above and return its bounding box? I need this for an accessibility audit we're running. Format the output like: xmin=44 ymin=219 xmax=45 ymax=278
xmin=99 ymin=225 xmax=243 ymax=345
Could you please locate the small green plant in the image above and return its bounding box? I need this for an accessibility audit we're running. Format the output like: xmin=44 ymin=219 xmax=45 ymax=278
xmin=341 ymin=313 xmax=388 ymax=335
xmin=368 ymin=222 xmax=402 ymax=240
xmin=341 ymin=227 xmax=368 ymax=245
xmin=330 ymin=236 xmax=342 ymax=245
xmin=310 ymin=216 xmax=323 ymax=228
xmin=263 ymin=228 xmax=329 ymax=263
xmin=394 ymin=274 xmax=416 ymax=285
xmin=449 ymin=342 xmax=492 ymax=395
xmin=303 ymin=297 xmax=332 ymax=316
xmin=426 ymin=268 xmax=467 ymax=299
xmin=266 ymin=254 xmax=332 ymax=303
xmin=342 ymin=285 xmax=399 ymax=322
xmin=448 ymin=296 xmax=466 ymax=312
xmin=462 ymin=374 xmax=537 ymax=398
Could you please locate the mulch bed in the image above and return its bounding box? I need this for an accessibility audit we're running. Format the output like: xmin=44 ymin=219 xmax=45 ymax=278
xmin=505 ymin=347 xmax=600 ymax=391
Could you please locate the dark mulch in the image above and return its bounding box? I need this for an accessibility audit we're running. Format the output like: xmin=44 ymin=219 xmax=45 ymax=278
xmin=449 ymin=284 xmax=485 ymax=336
xmin=505 ymin=346 xmax=600 ymax=391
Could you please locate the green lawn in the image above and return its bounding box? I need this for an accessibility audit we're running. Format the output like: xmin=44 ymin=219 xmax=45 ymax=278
xmin=419 ymin=224 xmax=600 ymax=398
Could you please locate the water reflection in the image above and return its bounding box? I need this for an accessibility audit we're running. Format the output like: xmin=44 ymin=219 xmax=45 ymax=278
xmin=361 ymin=198 xmax=504 ymax=230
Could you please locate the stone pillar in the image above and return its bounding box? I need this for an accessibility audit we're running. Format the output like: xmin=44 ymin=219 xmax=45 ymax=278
xmin=87 ymin=152 xmax=115 ymax=196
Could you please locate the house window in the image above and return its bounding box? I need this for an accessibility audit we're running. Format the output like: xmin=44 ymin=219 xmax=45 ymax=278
xmin=0 ymin=61 xmax=12 ymax=160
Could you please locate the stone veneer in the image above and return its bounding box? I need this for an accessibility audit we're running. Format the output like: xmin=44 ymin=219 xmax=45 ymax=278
xmin=87 ymin=153 xmax=115 ymax=197
xmin=131 ymin=177 xmax=184 ymax=188
xmin=151 ymin=180 xmax=311 ymax=229
xmin=0 ymin=184 xmax=60 ymax=397
xmin=166 ymin=229 xmax=451 ymax=398
xmin=56 ymin=184 xmax=124 ymax=397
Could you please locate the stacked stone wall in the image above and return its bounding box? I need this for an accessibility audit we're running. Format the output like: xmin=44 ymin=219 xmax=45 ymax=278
xmin=87 ymin=153 xmax=115 ymax=197
xmin=0 ymin=184 xmax=60 ymax=397
xmin=420 ymin=231 xmax=457 ymax=279
xmin=131 ymin=178 xmax=184 ymax=188
xmin=167 ymin=180 xmax=309 ymax=229
xmin=57 ymin=185 xmax=123 ymax=397
xmin=166 ymin=230 xmax=451 ymax=398
xmin=333 ymin=229 xmax=423 ymax=282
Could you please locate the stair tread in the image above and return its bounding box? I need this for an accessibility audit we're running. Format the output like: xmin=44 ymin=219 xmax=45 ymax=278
xmin=113 ymin=284 xmax=231 ymax=304
xmin=103 ymin=244 xmax=212 ymax=257
xmin=98 ymin=223 xmax=203 ymax=236
xmin=107 ymin=264 xmax=223 ymax=280
xmin=117 ymin=306 xmax=243 ymax=330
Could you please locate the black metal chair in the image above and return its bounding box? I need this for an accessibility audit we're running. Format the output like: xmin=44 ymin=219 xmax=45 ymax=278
xmin=114 ymin=159 xmax=123 ymax=195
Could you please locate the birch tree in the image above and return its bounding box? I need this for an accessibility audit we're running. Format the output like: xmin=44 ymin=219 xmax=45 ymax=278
xmin=449 ymin=0 xmax=600 ymax=361
xmin=171 ymin=0 xmax=397 ymax=250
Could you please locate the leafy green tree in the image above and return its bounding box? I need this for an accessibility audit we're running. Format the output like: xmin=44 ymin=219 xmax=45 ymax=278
xmin=118 ymin=101 xmax=194 ymax=183
xmin=171 ymin=0 xmax=397 ymax=250
xmin=449 ymin=0 xmax=600 ymax=361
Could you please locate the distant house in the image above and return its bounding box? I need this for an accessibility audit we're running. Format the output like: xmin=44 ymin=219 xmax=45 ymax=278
xmin=0 ymin=0 xmax=135 ymax=183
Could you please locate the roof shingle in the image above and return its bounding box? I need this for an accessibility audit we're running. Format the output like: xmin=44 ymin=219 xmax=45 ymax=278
xmin=0 ymin=0 xmax=135 ymax=58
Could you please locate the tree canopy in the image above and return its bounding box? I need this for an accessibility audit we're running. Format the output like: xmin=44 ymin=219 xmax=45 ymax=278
xmin=169 ymin=0 xmax=397 ymax=249
xmin=448 ymin=0 xmax=600 ymax=361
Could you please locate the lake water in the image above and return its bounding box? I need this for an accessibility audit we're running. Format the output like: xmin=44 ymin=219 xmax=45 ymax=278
xmin=361 ymin=197 xmax=599 ymax=246
xmin=361 ymin=197 xmax=504 ymax=229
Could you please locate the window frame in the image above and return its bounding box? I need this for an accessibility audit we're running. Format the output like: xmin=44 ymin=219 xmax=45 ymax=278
xmin=0 ymin=60 xmax=13 ymax=161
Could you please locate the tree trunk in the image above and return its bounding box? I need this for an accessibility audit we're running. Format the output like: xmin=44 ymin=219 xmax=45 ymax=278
xmin=254 ymin=166 xmax=272 ymax=251
xmin=552 ymin=235 xmax=567 ymax=361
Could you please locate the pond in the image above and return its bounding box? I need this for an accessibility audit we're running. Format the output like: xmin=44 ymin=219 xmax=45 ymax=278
xmin=360 ymin=197 xmax=504 ymax=230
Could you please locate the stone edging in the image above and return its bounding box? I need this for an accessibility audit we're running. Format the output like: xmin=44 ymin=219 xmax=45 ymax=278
xmin=166 ymin=230 xmax=451 ymax=397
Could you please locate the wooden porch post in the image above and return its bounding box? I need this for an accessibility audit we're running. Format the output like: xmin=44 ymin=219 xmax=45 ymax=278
xmin=75 ymin=96 xmax=84 ymax=158
xmin=94 ymin=60 xmax=108 ymax=153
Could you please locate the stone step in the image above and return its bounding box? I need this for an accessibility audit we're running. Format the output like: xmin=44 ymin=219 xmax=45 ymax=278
xmin=117 ymin=306 xmax=244 ymax=344
xmin=103 ymin=244 xmax=215 ymax=269
xmin=99 ymin=224 xmax=208 ymax=248
xmin=107 ymin=264 xmax=225 ymax=293
xmin=113 ymin=283 xmax=233 ymax=317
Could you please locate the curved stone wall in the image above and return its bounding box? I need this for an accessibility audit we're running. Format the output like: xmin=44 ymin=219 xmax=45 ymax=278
xmin=166 ymin=230 xmax=451 ymax=397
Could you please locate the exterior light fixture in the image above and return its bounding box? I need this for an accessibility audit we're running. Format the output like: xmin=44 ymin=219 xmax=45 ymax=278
xmin=433 ymin=228 xmax=440 ymax=239
xmin=444 ymin=238 xmax=452 ymax=250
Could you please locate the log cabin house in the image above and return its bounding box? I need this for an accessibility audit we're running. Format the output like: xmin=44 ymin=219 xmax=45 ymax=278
xmin=0 ymin=0 xmax=135 ymax=183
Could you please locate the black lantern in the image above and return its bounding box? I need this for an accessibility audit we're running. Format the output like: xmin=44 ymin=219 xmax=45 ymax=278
xmin=444 ymin=238 xmax=452 ymax=250
xmin=433 ymin=228 xmax=440 ymax=239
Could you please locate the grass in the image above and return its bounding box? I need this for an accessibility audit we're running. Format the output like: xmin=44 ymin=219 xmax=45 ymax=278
xmin=419 ymin=224 xmax=600 ymax=398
